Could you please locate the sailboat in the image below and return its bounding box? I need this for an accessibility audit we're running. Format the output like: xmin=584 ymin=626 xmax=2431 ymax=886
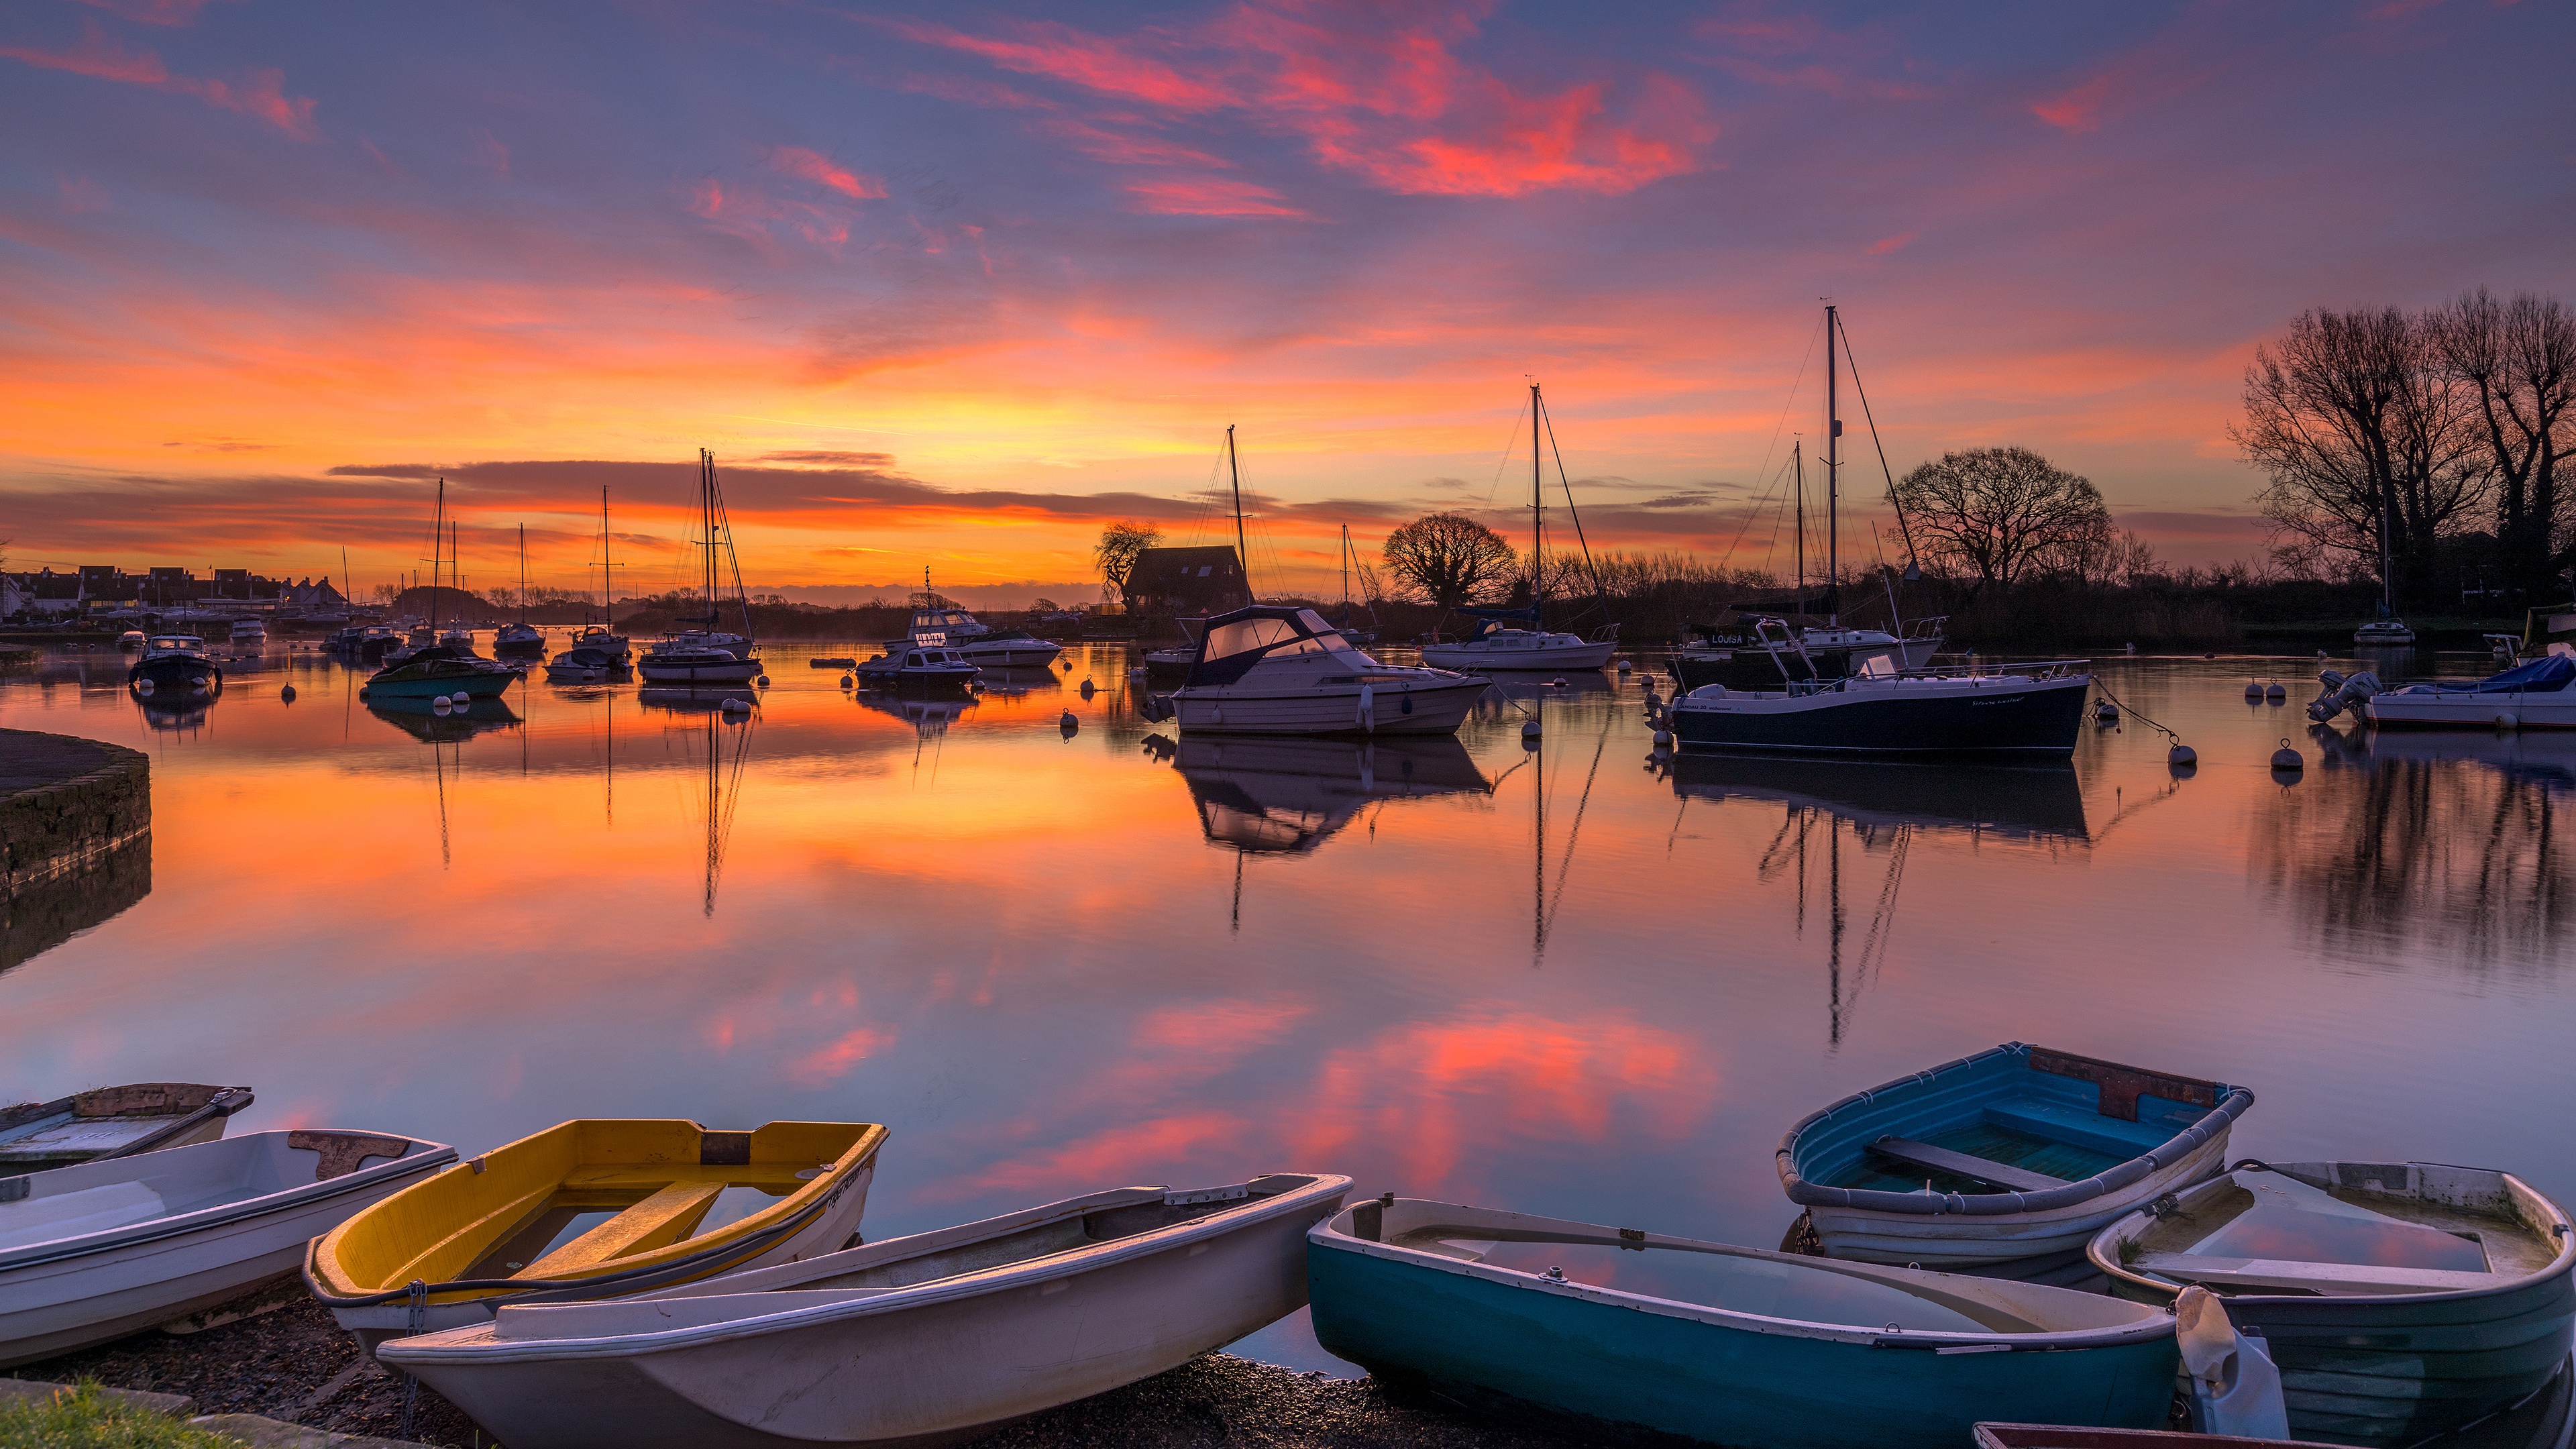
xmin=1418 ymin=384 xmax=1618 ymax=672
xmin=639 ymin=453 xmax=762 ymax=685
xmin=494 ymin=524 xmax=544 ymax=653
xmin=568 ymin=487 xmax=631 ymax=662
xmin=437 ymin=521 xmax=477 ymax=653
xmin=1140 ymin=425 xmax=1259 ymax=682
xmin=1333 ymin=525 xmax=1380 ymax=644
xmin=366 ymin=480 xmax=517 ymax=700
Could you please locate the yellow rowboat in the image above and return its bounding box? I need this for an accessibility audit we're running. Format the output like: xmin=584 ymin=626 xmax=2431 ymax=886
xmin=305 ymin=1118 xmax=885 ymax=1353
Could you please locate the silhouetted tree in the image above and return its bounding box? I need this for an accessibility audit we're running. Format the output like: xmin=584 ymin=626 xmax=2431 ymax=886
xmin=2432 ymin=289 xmax=2576 ymax=600
xmin=1381 ymin=512 xmax=1517 ymax=608
xmin=1092 ymin=521 xmax=1162 ymax=604
xmin=1883 ymin=447 xmax=2110 ymax=594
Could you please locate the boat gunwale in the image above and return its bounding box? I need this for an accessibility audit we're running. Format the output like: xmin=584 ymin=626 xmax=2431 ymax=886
xmin=305 ymin=1120 xmax=888 ymax=1307
xmin=1307 ymin=1197 xmax=2178 ymax=1352
xmin=375 ymin=1171 xmax=1353 ymax=1364
xmin=1777 ymin=1042 xmax=2253 ymax=1218
xmin=2086 ymin=1161 xmax=2576 ymax=1309
xmin=0 ymin=1131 xmax=455 ymax=1273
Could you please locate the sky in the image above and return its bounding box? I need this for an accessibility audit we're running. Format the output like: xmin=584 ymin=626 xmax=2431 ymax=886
xmin=3 ymin=0 xmax=2571 ymax=606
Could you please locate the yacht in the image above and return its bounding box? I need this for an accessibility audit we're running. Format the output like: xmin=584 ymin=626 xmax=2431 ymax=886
xmin=1415 ymin=384 xmax=1617 ymax=674
xmin=638 ymin=451 xmax=763 ymax=684
xmin=568 ymin=487 xmax=630 ymax=661
xmin=1146 ymin=604 xmax=1490 ymax=736
xmin=544 ymin=646 xmax=623 ymax=683
xmin=855 ymin=641 xmax=981 ymax=690
xmin=904 ymin=580 xmax=1062 ymax=667
xmin=116 ymin=630 xmax=147 ymax=651
xmin=228 ymin=618 xmax=268 ymax=646
xmin=1666 ymin=619 xmax=2091 ymax=755
xmin=127 ymin=635 xmax=221 ymax=692
xmin=362 ymin=644 xmax=517 ymax=701
xmin=1672 ymin=616 xmax=1945 ymax=692
xmin=2355 ymin=618 xmax=2416 ymax=647
xmin=2360 ymin=651 xmax=2576 ymax=728
xmin=439 ymin=626 xmax=478 ymax=653
xmin=494 ymin=525 xmax=545 ymax=653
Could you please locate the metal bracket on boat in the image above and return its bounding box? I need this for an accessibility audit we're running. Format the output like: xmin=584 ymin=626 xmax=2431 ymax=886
xmin=2147 ymin=1192 xmax=2182 ymax=1220
xmin=1617 ymin=1227 xmax=1646 ymax=1251
xmin=0 ymin=1176 xmax=25 ymax=1203
xmin=1165 ymin=1184 xmax=1250 ymax=1207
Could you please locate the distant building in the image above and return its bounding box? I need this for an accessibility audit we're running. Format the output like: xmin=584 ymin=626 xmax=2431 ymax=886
xmin=1124 ymin=546 xmax=1248 ymax=617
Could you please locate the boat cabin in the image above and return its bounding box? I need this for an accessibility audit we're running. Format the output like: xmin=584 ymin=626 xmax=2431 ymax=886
xmin=1183 ymin=606 xmax=1369 ymax=686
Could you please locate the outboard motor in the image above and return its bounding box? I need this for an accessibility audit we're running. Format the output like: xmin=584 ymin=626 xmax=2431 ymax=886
xmin=2307 ymin=668 xmax=2381 ymax=722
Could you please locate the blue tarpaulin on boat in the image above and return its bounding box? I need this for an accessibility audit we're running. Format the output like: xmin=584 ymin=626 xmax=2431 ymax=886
xmin=2419 ymin=654 xmax=2576 ymax=693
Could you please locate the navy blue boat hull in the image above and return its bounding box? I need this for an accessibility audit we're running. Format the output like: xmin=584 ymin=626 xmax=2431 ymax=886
xmin=1671 ymin=678 xmax=2090 ymax=755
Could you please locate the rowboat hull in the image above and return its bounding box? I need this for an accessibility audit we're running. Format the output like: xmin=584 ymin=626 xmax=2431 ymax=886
xmin=1 ymin=1130 xmax=452 ymax=1366
xmin=1307 ymin=1200 xmax=2180 ymax=1449
xmin=0 ymin=1084 xmax=249 ymax=1171
xmin=380 ymin=1174 xmax=1351 ymax=1448
xmin=2090 ymin=1163 xmax=2576 ymax=1447
xmin=1778 ymin=1042 xmax=2252 ymax=1271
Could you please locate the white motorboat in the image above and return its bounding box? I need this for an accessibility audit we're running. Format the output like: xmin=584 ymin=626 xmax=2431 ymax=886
xmin=544 ymin=646 xmax=623 ymax=682
xmin=638 ymin=647 xmax=760 ymax=684
xmin=2361 ymin=653 xmax=2576 ymax=729
xmin=2355 ymin=619 xmax=2416 ymax=646
xmin=0 ymin=1085 xmax=252 ymax=1171
xmin=1419 ymin=615 xmax=1619 ymax=672
xmin=377 ymin=1173 xmax=1351 ymax=1449
xmin=903 ymin=576 xmax=1061 ymax=667
xmin=439 ymin=627 xmax=478 ymax=653
xmin=1669 ymin=622 xmax=2092 ymax=755
xmin=115 ymin=630 xmax=147 ymax=651
xmin=1148 ymin=605 xmax=1490 ymax=736
xmin=854 ymin=640 xmax=980 ymax=690
xmin=1 ymin=1128 xmax=453 ymax=1366
xmin=228 ymin=618 xmax=267 ymax=645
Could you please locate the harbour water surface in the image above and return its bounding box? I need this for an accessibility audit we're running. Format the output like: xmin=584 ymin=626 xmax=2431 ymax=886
xmin=3 ymin=643 xmax=2571 ymax=1371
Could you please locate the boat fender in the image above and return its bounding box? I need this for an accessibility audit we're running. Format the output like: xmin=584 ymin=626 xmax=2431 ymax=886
xmin=1552 ymin=676 xmax=1569 ymax=688
xmin=1357 ymin=683 xmax=1374 ymax=733
xmin=356 ymin=687 xmax=368 ymax=700
xmin=2270 ymin=739 xmax=2302 ymax=772
xmin=2495 ymin=712 xmax=2518 ymax=731
xmin=280 ymin=684 xmax=296 ymax=702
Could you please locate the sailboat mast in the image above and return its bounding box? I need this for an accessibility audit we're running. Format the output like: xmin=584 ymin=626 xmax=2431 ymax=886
xmin=517 ymin=523 xmax=528 ymax=625
xmin=1340 ymin=525 xmax=1351 ymax=608
xmin=1794 ymin=441 xmax=1805 ymax=606
xmin=600 ymin=487 xmax=613 ymax=634
xmin=1228 ymin=425 xmax=1248 ymax=598
xmin=1825 ymin=303 xmax=1840 ymax=626
xmin=1532 ymin=382 xmax=1544 ymax=631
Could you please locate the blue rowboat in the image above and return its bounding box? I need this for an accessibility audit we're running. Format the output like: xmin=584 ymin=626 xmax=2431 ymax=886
xmin=2090 ymin=1161 xmax=2576 ymax=1447
xmin=1307 ymin=1196 xmax=2180 ymax=1449
xmin=1778 ymin=1042 xmax=2254 ymax=1274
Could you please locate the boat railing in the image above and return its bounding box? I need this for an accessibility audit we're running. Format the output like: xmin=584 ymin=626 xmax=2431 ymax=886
xmin=1875 ymin=657 xmax=2091 ymax=682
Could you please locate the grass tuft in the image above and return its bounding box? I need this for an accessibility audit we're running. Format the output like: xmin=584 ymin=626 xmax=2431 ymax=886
xmin=0 ymin=1382 xmax=236 ymax=1449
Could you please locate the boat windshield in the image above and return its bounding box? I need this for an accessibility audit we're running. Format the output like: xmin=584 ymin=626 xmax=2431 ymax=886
xmin=1203 ymin=610 xmax=1348 ymax=660
xmin=148 ymin=637 xmax=201 ymax=650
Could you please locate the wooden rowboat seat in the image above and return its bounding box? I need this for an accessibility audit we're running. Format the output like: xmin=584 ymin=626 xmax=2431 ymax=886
xmin=1868 ymin=1137 xmax=2070 ymax=1195
xmin=517 ymin=1181 xmax=729 ymax=1279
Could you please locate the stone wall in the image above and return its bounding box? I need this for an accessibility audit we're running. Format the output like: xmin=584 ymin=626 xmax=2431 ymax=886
xmin=1 ymin=729 xmax=152 ymax=898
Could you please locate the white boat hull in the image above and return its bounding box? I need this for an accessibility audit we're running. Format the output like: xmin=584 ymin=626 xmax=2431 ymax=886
xmin=1 ymin=1130 xmax=452 ymax=1366
xmin=1805 ymin=1128 xmax=2235 ymax=1269
xmin=382 ymin=1175 xmax=1350 ymax=1449
xmin=951 ymin=641 xmax=1060 ymax=667
xmin=1174 ymin=676 xmax=1489 ymax=736
xmin=2363 ymin=690 xmax=2576 ymax=729
xmin=1419 ymin=637 xmax=1616 ymax=671
xmin=638 ymin=658 xmax=762 ymax=684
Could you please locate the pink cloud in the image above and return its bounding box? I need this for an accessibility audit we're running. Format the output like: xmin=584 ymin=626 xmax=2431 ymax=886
xmin=77 ymin=0 xmax=224 ymax=23
xmin=2032 ymin=74 xmax=2110 ymax=133
xmin=881 ymin=2 xmax=1712 ymax=199
xmin=0 ymin=21 xmax=317 ymax=138
xmin=1125 ymin=175 xmax=1305 ymax=217
xmin=1868 ymin=230 xmax=1918 ymax=255
xmin=786 ymin=1025 xmax=893 ymax=1086
xmin=768 ymin=146 xmax=886 ymax=200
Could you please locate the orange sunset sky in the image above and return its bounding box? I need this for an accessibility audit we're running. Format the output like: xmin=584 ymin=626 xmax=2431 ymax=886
xmin=4 ymin=1 xmax=2571 ymax=606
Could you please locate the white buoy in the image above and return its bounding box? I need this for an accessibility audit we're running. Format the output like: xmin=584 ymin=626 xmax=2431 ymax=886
xmin=2496 ymin=712 xmax=2519 ymax=731
xmin=2169 ymin=743 xmax=2197 ymax=767
xmin=2265 ymin=683 xmax=2286 ymax=701
xmin=755 ymin=674 xmax=770 ymax=687
xmin=1616 ymin=658 xmax=1633 ymax=674
xmin=721 ymin=696 xmax=751 ymax=712
xmin=2271 ymin=739 xmax=2303 ymax=772
xmin=433 ymin=697 xmax=453 ymax=714
xmin=2094 ymin=699 xmax=2118 ymax=722
xmin=134 ymin=679 xmax=155 ymax=695
xmin=1521 ymin=718 xmax=1542 ymax=741
xmin=1552 ymin=676 xmax=1569 ymax=688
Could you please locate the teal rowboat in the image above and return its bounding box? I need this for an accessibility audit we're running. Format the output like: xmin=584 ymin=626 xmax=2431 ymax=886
xmin=1308 ymin=1197 xmax=2180 ymax=1449
xmin=2090 ymin=1161 xmax=2576 ymax=1447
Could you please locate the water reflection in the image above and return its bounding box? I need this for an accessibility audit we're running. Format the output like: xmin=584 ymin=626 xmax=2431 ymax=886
xmin=855 ymin=690 xmax=978 ymax=739
xmin=2260 ymin=724 xmax=2576 ymax=971
xmin=1165 ymin=735 xmax=1491 ymax=856
xmin=366 ymin=696 xmax=523 ymax=744
xmin=133 ymin=691 xmax=217 ymax=737
xmin=0 ymin=835 xmax=150 ymax=976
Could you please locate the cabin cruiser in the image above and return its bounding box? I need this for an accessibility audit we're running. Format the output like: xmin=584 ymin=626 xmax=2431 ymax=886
xmin=904 ymin=601 xmax=1061 ymax=667
xmin=566 ymin=625 xmax=629 ymax=661
xmin=493 ymin=621 xmax=545 ymax=653
xmin=115 ymin=630 xmax=146 ymax=651
xmin=228 ymin=618 xmax=268 ymax=645
xmin=639 ymin=639 xmax=760 ymax=684
xmin=855 ymin=641 xmax=981 ymax=690
xmin=2360 ymin=652 xmax=2576 ymax=729
xmin=127 ymin=635 xmax=221 ymax=692
xmin=362 ymin=645 xmax=517 ymax=701
xmin=544 ymin=646 xmax=624 ymax=682
xmin=438 ymin=625 xmax=478 ymax=653
xmin=1417 ymin=608 xmax=1617 ymax=672
xmin=1666 ymin=619 xmax=2090 ymax=755
xmin=1673 ymin=616 xmax=1945 ymax=692
xmin=2354 ymin=618 xmax=2416 ymax=646
xmin=1146 ymin=605 xmax=1490 ymax=736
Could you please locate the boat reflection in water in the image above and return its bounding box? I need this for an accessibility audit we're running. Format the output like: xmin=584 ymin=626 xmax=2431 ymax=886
xmin=131 ymin=693 xmax=215 ymax=737
xmin=365 ymin=695 xmax=523 ymax=744
xmin=2265 ymin=724 xmax=2576 ymax=969
xmin=639 ymin=685 xmax=760 ymax=714
xmin=1164 ymin=734 xmax=1491 ymax=857
xmin=855 ymin=689 xmax=977 ymax=739
xmin=1665 ymin=755 xmax=2091 ymax=1045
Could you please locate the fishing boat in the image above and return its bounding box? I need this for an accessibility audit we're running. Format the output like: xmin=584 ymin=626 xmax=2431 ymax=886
xmin=2090 ymin=1161 xmax=2576 ymax=1447
xmin=904 ymin=572 xmax=1061 ymax=667
xmin=1307 ymin=1195 xmax=2181 ymax=1449
xmin=1 ymin=1128 xmax=453 ymax=1366
xmin=1419 ymin=384 xmax=1617 ymax=672
xmin=2359 ymin=653 xmax=2576 ymax=729
xmin=1668 ymin=623 xmax=2094 ymax=755
xmin=853 ymin=639 xmax=980 ymax=690
xmin=125 ymin=635 xmax=221 ymax=692
xmin=640 ymin=453 xmax=762 ymax=684
xmin=305 ymin=1116 xmax=886 ymax=1354
xmin=375 ymin=1173 xmax=1350 ymax=1449
xmin=363 ymin=645 xmax=517 ymax=701
xmin=1148 ymin=604 xmax=1491 ymax=736
xmin=0 ymin=1085 xmax=252 ymax=1171
xmin=1776 ymin=1042 xmax=2254 ymax=1274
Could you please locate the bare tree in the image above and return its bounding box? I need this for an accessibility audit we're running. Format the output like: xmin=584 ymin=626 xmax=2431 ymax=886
xmin=2432 ymin=289 xmax=2576 ymax=600
xmin=2235 ymin=307 xmax=2487 ymax=606
xmin=1882 ymin=447 xmax=2110 ymax=594
xmin=1381 ymin=512 xmax=1517 ymax=608
xmin=1092 ymin=521 xmax=1163 ymax=604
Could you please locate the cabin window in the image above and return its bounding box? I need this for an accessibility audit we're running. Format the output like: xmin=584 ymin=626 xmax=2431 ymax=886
xmin=1197 ymin=566 xmax=1212 ymax=577
xmin=906 ymin=653 xmax=924 ymax=666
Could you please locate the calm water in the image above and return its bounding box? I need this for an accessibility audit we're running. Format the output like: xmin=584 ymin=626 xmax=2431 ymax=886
xmin=3 ymin=641 xmax=2571 ymax=1371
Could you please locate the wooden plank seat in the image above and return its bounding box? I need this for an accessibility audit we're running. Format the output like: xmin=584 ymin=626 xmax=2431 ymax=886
xmin=1867 ymin=1136 xmax=2070 ymax=1194
xmin=2127 ymin=1251 xmax=2497 ymax=1297
xmin=520 ymin=1181 xmax=727 ymax=1278
xmin=1981 ymin=1098 xmax=2169 ymax=1158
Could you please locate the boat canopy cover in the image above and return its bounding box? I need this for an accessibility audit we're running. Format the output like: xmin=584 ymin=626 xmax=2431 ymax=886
xmin=1185 ymin=605 xmax=1353 ymax=687
xmin=2415 ymin=654 xmax=2576 ymax=694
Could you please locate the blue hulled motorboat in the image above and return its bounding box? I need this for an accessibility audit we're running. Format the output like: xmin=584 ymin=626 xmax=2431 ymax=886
xmin=361 ymin=645 xmax=517 ymax=701
xmin=127 ymin=635 xmax=221 ymax=693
